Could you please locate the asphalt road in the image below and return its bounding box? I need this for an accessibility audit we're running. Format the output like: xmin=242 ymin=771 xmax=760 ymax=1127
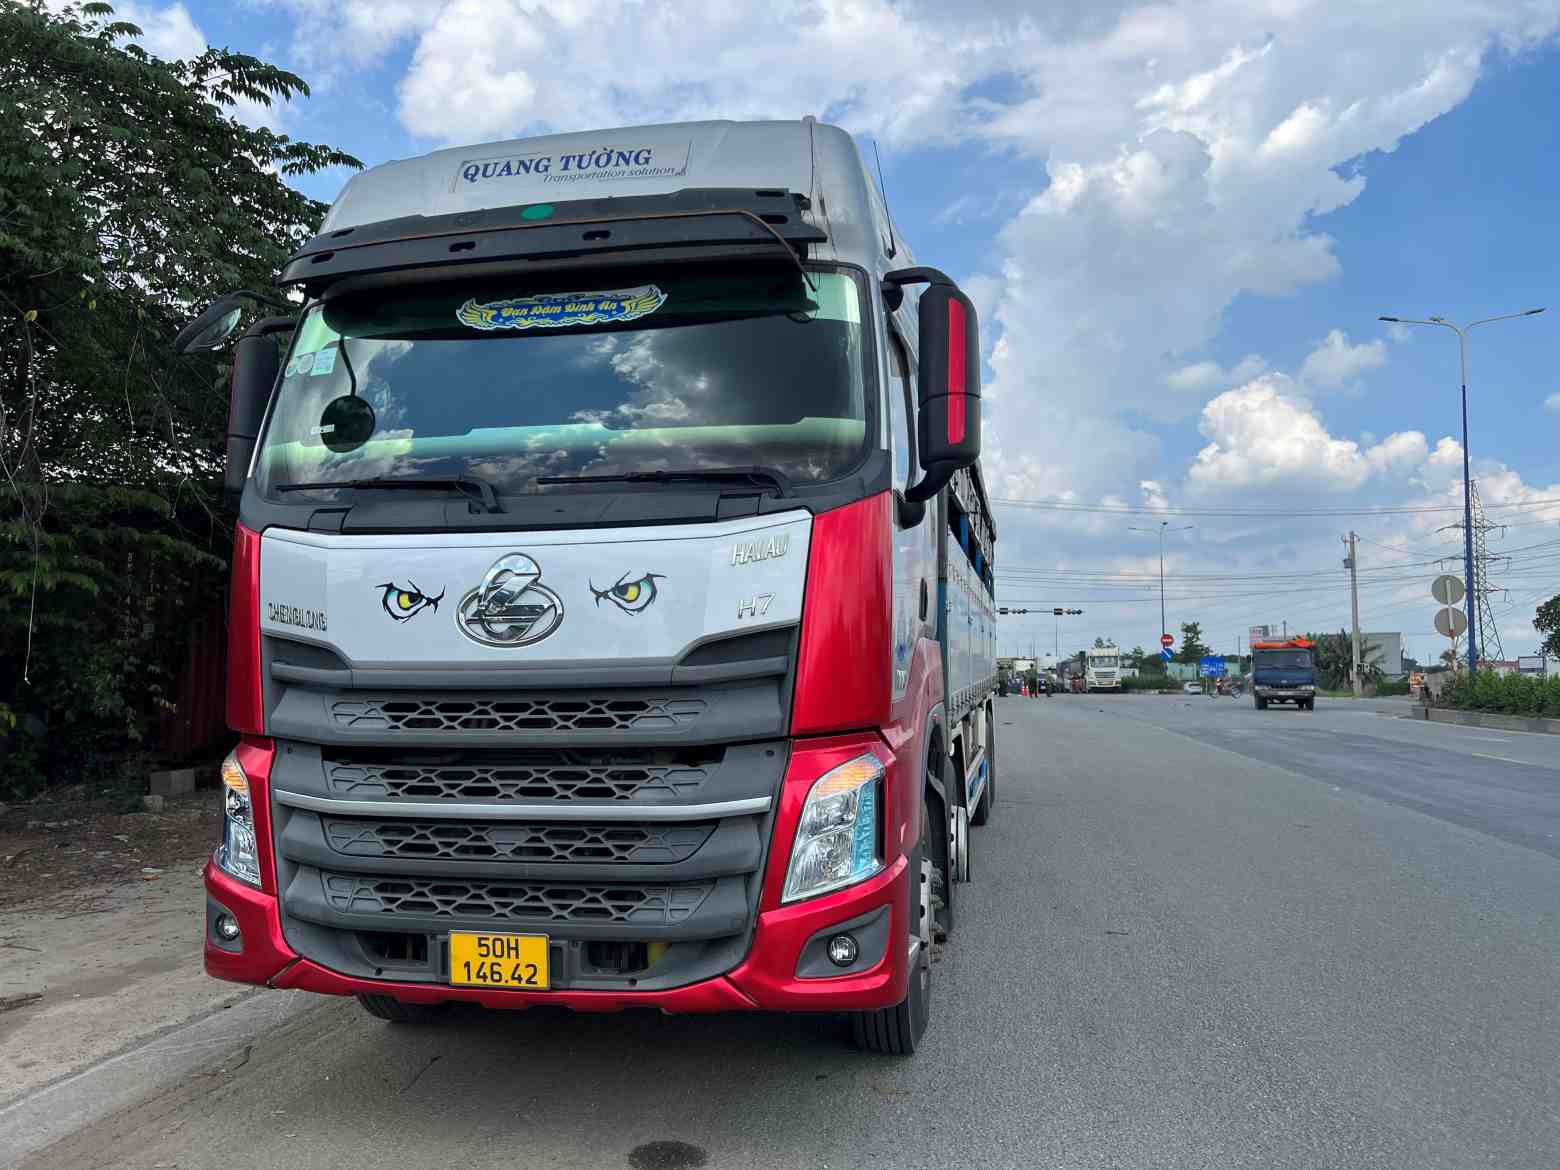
xmin=15 ymin=695 xmax=1560 ymax=1169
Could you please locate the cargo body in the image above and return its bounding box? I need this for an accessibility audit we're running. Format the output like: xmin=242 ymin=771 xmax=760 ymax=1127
xmin=192 ymin=119 xmax=996 ymax=1052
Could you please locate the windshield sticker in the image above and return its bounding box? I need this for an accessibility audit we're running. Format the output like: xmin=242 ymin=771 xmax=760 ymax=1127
xmin=589 ymin=571 xmax=665 ymax=615
xmin=285 ymin=350 xmax=314 ymax=378
xmin=456 ymin=286 xmax=667 ymax=332
xmin=310 ymin=347 xmax=338 ymax=376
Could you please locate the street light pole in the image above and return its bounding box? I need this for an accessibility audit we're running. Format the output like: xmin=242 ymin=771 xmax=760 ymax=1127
xmin=1377 ymin=308 xmax=1545 ymax=671
xmin=1129 ymin=521 xmax=1195 ymax=652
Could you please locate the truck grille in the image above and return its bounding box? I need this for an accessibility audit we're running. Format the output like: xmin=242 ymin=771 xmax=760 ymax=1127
xmin=322 ymin=817 xmax=714 ymax=865
xmin=321 ymin=872 xmax=713 ymax=925
xmin=324 ymin=750 xmax=711 ymax=803
xmin=330 ymin=695 xmax=706 ymax=734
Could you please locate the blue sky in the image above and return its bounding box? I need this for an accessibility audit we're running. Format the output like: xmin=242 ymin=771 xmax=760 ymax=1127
xmin=120 ymin=0 xmax=1560 ymax=663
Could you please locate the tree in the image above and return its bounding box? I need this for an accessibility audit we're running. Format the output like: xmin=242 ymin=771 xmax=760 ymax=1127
xmin=1093 ymin=636 xmax=1107 ymax=649
xmin=1536 ymin=594 xmax=1560 ymax=658
xmin=1 ymin=2 xmax=360 ymax=794
xmin=1175 ymin=621 xmax=1209 ymax=664
xmin=1307 ymin=630 xmax=1383 ymax=690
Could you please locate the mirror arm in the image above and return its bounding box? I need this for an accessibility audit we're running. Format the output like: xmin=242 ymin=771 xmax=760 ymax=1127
xmin=903 ymin=460 xmax=956 ymax=505
xmin=244 ymin=316 xmax=297 ymax=340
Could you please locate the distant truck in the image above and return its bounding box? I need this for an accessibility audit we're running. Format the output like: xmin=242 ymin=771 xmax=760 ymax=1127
xmin=1085 ymin=647 xmax=1121 ymax=693
xmin=1251 ymin=638 xmax=1317 ymax=710
xmin=179 ymin=117 xmax=997 ymax=1056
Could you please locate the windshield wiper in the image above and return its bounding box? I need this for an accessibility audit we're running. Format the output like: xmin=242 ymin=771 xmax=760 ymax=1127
xmin=536 ymin=466 xmax=792 ymax=497
xmin=274 ymin=474 xmax=502 ymax=513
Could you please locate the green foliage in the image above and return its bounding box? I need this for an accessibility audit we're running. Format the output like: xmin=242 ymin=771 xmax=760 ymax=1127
xmin=1304 ymin=630 xmax=1382 ymax=690
xmin=1121 ymin=674 xmax=1180 ymax=693
xmin=1439 ymin=669 xmax=1560 ymax=718
xmin=1175 ymin=621 xmax=1208 ymax=664
xmin=1374 ymin=678 xmax=1411 ymax=696
xmin=0 ymin=3 xmax=360 ymax=797
xmin=1535 ymin=594 xmax=1560 ymax=658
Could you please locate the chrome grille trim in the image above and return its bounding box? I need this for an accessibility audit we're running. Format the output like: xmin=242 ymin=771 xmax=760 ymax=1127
xmin=274 ymin=789 xmax=772 ymax=822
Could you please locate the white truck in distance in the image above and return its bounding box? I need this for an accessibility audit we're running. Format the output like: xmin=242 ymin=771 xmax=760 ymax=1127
xmin=1085 ymin=647 xmax=1121 ymax=692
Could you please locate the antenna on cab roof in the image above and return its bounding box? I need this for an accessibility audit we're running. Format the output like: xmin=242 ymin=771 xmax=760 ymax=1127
xmin=872 ymin=139 xmax=898 ymax=259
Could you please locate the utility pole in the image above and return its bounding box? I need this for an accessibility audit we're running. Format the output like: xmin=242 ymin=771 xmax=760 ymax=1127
xmin=1128 ymin=521 xmax=1194 ymax=647
xmin=1377 ymin=307 xmax=1545 ymax=671
xmin=1344 ymin=531 xmax=1362 ymax=697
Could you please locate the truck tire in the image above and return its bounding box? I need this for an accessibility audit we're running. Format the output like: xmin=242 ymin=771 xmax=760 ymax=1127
xmin=971 ymin=716 xmax=995 ymax=827
xmin=355 ymin=994 xmax=451 ymax=1024
xmin=1254 ymin=696 xmax=1267 ymax=710
xmin=851 ymin=803 xmax=933 ymax=1055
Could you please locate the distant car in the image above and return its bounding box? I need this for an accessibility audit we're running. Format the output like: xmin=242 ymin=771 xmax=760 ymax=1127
xmin=1183 ymin=681 xmax=1202 ymax=694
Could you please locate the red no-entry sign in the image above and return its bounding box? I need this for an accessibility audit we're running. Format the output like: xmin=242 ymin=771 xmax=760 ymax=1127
xmin=1161 ymin=634 xmax=1174 ymax=648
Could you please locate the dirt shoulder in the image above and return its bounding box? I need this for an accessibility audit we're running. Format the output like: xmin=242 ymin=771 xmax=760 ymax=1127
xmin=0 ymin=789 xmax=222 ymax=911
xmin=0 ymin=790 xmax=253 ymax=1106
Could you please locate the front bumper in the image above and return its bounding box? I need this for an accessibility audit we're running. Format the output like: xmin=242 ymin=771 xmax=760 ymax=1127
xmin=206 ymin=852 xmax=911 ymax=1012
xmin=205 ymin=729 xmax=916 ymax=1013
xmin=1255 ymin=688 xmax=1314 ymax=699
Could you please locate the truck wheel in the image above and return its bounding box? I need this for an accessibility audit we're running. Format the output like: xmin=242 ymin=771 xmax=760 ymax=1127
xmin=851 ymin=809 xmax=933 ymax=1055
xmin=971 ymin=717 xmax=996 ymax=827
xmin=355 ymin=994 xmax=450 ymax=1024
xmin=1254 ymin=697 xmax=1267 ymax=710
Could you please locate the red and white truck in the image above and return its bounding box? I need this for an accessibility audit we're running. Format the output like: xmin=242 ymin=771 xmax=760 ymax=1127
xmin=178 ymin=118 xmax=997 ymax=1054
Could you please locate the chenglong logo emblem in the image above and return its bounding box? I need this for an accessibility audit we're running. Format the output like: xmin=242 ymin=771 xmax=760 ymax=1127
xmin=456 ymin=553 xmax=564 ymax=648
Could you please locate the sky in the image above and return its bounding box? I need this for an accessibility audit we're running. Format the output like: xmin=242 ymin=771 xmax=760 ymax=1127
xmin=110 ymin=0 xmax=1560 ymax=665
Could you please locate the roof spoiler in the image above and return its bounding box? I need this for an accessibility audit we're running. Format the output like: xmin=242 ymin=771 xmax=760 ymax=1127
xmin=279 ymin=188 xmax=825 ymax=296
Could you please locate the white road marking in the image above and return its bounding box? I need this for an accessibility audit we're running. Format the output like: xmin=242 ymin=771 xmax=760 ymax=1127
xmin=1471 ymin=752 xmax=1557 ymax=769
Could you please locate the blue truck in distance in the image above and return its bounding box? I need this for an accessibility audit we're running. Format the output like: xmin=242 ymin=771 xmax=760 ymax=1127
xmin=1251 ymin=637 xmax=1318 ymax=711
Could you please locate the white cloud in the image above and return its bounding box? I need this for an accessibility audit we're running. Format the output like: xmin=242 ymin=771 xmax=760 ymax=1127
xmin=1299 ymin=328 xmax=1388 ymax=388
xmin=1187 ymin=374 xmax=1427 ymax=493
xmin=121 ymin=2 xmax=204 ymax=60
xmin=1545 ymin=392 xmax=1560 ymax=413
xmin=1167 ymin=353 xmax=1266 ymax=392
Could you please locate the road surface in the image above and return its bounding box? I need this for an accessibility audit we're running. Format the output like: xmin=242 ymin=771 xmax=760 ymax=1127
xmin=9 ymin=695 xmax=1558 ymax=1169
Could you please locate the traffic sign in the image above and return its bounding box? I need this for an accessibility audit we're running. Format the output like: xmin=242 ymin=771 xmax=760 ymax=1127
xmin=1199 ymin=655 xmax=1227 ymax=678
xmin=1434 ymin=606 xmax=1468 ymax=638
xmin=1161 ymin=633 xmax=1174 ymax=648
xmin=1431 ymin=574 xmax=1465 ymax=606
xmin=1160 ymin=648 xmax=1173 ymax=662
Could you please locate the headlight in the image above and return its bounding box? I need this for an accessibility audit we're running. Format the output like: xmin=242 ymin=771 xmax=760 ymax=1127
xmin=217 ymin=751 xmax=261 ymax=887
xmin=782 ymin=753 xmax=883 ymax=903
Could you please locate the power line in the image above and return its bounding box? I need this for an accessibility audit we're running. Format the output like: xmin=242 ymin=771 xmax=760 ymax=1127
xmin=992 ymin=495 xmax=1560 ymax=519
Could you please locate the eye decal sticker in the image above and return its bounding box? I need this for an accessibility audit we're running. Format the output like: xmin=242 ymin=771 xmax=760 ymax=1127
xmin=377 ymin=580 xmax=445 ymax=622
xmin=589 ymin=571 xmax=665 ymax=615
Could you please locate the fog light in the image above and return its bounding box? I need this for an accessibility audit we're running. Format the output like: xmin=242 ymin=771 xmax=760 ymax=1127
xmin=826 ymin=933 xmax=858 ymax=967
xmin=215 ymin=913 xmax=240 ymax=942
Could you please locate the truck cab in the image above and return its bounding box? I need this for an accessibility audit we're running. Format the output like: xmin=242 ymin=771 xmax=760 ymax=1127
xmin=181 ymin=119 xmax=997 ymax=1055
xmin=1085 ymin=647 xmax=1121 ymax=692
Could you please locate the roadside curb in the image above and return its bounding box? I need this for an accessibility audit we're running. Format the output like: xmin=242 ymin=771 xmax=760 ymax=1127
xmin=0 ymin=989 xmax=312 ymax=1168
xmin=1411 ymin=707 xmax=1560 ymax=736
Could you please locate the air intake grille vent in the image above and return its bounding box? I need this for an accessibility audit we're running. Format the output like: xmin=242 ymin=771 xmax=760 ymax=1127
xmin=325 ymin=753 xmax=710 ymax=802
xmin=322 ymin=818 xmax=713 ymax=864
xmin=321 ymin=873 xmax=713 ymax=924
xmin=330 ymin=695 xmax=705 ymax=734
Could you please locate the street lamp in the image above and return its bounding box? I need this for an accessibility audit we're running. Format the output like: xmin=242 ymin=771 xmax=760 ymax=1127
xmin=1129 ymin=521 xmax=1195 ymax=651
xmin=1377 ymin=308 xmax=1545 ymax=670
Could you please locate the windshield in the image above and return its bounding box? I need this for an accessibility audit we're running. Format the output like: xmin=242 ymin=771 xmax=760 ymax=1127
xmin=254 ymin=266 xmax=870 ymax=496
xmin=1091 ymin=655 xmax=1118 ymax=668
xmin=1255 ymin=650 xmax=1313 ymax=670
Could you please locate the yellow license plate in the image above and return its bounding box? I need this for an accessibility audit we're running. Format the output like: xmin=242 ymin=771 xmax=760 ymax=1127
xmin=448 ymin=931 xmax=550 ymax=990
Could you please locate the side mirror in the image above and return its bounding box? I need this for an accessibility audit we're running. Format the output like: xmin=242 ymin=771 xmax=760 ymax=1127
xmin=174 ymin=289 xmax=293 ymax=355
xmin=223 ymin=318 xmax=293 ymax=507
xmin=174 ymin=295 xmax=246 ymax=354
xmin=882 ymin=267 xmax=981 ymax=505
